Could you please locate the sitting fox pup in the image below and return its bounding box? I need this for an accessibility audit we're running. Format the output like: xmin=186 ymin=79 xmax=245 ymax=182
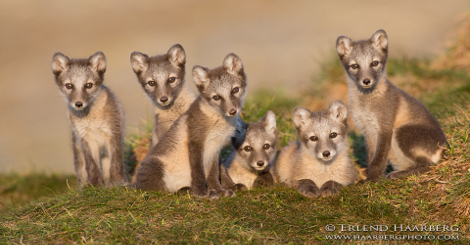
xmin=336 ymin=29 xmax=446 ymax=182
xmin=135 ymin=53 xmax=247 ymax=199
xmin=221 ymin=111 xmax=278 ymax=191
xmin=51 ymin=52 xmax=125 ymax=187
xmin=130 ymin=44 xmax=195 ymax=148
xmin=274 ymin=101 xmax=356 ymax=197
xmin=128 ymin=44 xmax=195 ymax=181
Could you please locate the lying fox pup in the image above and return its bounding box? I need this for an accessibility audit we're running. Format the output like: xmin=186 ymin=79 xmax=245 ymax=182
xmin=221 ymin=111 xmax=278 ymax=191
xmin=274 ymin=100 xmax=356 ymax=197
xmin=135 ymin=53 xmax=247 ymax=199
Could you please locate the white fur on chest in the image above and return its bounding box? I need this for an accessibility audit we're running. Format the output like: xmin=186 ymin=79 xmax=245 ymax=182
xmin=228 ymin=158 xmax=258 ymax=189
xmin=352 ymin=107 xmax=379 ymax=137
xmin=73 ymin=118 xmax=113 ymax=147
xmin=349 ymin=93 xmax=380 ymax=149
xmin=294 ymin=150 xmax=354 ymax=187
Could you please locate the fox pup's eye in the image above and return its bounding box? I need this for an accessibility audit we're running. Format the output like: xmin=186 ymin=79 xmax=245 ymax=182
xmin=330 ymin=132 xmax=338 ymax=138
xmin=232 ymin=87 xmax=239 ymax=94
xmin=263 ymin=144 xmax=270 ymax=150
xmin=371 ymin=61 xmax=379 ymax=67
xmin=244 ymin=146 xmax=252 ymax=152
xmin=85 ymin=83 xmax=93 ymax=89
xmin=213 ymin=95 xmax=221 ymax=101
xmin=168 ymin=77 xmax=176 ymax=83
xmin=351 ymin=64 xmax=359 ymax=69
xmin=65 ymin=84 xmax=73 ymax=89
xmin=309 ymin=136 xmax=318 ymax=141
xmin=148 ymin=81 xmax=156 ymax=86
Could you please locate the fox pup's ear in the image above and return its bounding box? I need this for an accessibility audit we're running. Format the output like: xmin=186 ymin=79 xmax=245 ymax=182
xmin=51 ymin=52 xmax=70 ymax=75
xmin=192 ymin=65 xmax=210 ymax=89
xmin=223 ymin=53 xmax=244 ymax=75
xmin=328 ymin=100 xmax=348 ymax=124
xmin=370 ymin=29 xmax=388 ymax=53
xmin=336 ymin=36 xmax=353 ymax=59
xmin=130 ymin=52 xmax=149 ymax=75
xmin=88 ymin=52 xmax=107 ymax=75
xmin=260 ymin=110 xmax=277 ymax=134
xmin=167 ymin=44 xmax=186 ymax=68
xmin=293 ymin=106 xmax=311 ymax=130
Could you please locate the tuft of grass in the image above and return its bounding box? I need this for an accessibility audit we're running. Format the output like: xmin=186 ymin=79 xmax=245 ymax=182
xmin=124 ymin=115 xmax=154 ymax=165
xmin=122 ymin=115 xmax=154 ymax=179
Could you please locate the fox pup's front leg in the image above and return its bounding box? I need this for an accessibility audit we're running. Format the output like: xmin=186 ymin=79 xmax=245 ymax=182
xmin=109 ymin=134 xmax=125 ymax=185
xmin=253 ymin=172 xmax=274 ymax=188
xmin=220 ymin=162 xmax=242 ymax=190
xmin=295 ymin=179 xmax=320 ymax=198
xmin=208 ymin=153 xmax=235 ymax=198
xmin=188 ymin=139 xmax=209 ymax=198
xmin=80 ymin=140 xmax=104 ymax=187
xmin=72 ymin=133 xmax=87 ymax=186
xmin=319 ymin=180 xmax=343 ymax=197
xmin=365 ymin=131 xmax=393 ymax=183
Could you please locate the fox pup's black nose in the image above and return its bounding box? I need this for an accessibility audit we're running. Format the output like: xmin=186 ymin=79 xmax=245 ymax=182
xmin=322 ymin=151 xmax=330 ymax=157
xmin=160 ymin=97 xmax=168 ymax=103
xmin=75 ymin=102 xmax=83 ymax=108
xmin=362 ymin=79 xmax=371 ymax=86
xmin=257 ymin=161 xmax=264 ymax=167
xmin=229 ymin=109 xmax=237 ymax=116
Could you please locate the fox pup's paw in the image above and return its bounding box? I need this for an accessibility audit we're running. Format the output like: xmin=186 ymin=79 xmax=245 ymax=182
xmin=253 ymin=172 xmax=274 ymax=188
xmin=296 ymin=179 xmax=320 ymax=198
xmin=217 ymin=188 xmax=236 ymax=198
xmin=232 ymin=183 xmax=248 ymax=191
xmin=190 ymin=188 xmax=210 ymax=199
xmin=319 ymin=181 xmax=343 ymax=197
xmin=386 ymin=171 xmax=407 ymax=180
xmin=209 ymin=190 xmax=219 ymax=200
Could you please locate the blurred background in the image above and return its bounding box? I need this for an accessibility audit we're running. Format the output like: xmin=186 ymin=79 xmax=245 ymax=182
xmin=0 ymin=0 xmax=468 ymax=174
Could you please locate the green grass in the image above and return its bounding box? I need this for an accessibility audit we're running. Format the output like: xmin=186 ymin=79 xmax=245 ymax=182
xmin=1 ymin=50 xmax=470 ymax=243
xmin=1 ymin=178 xmax=467 ymax=243
xmin=0 ymin=173 xmax=77 ymax=210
